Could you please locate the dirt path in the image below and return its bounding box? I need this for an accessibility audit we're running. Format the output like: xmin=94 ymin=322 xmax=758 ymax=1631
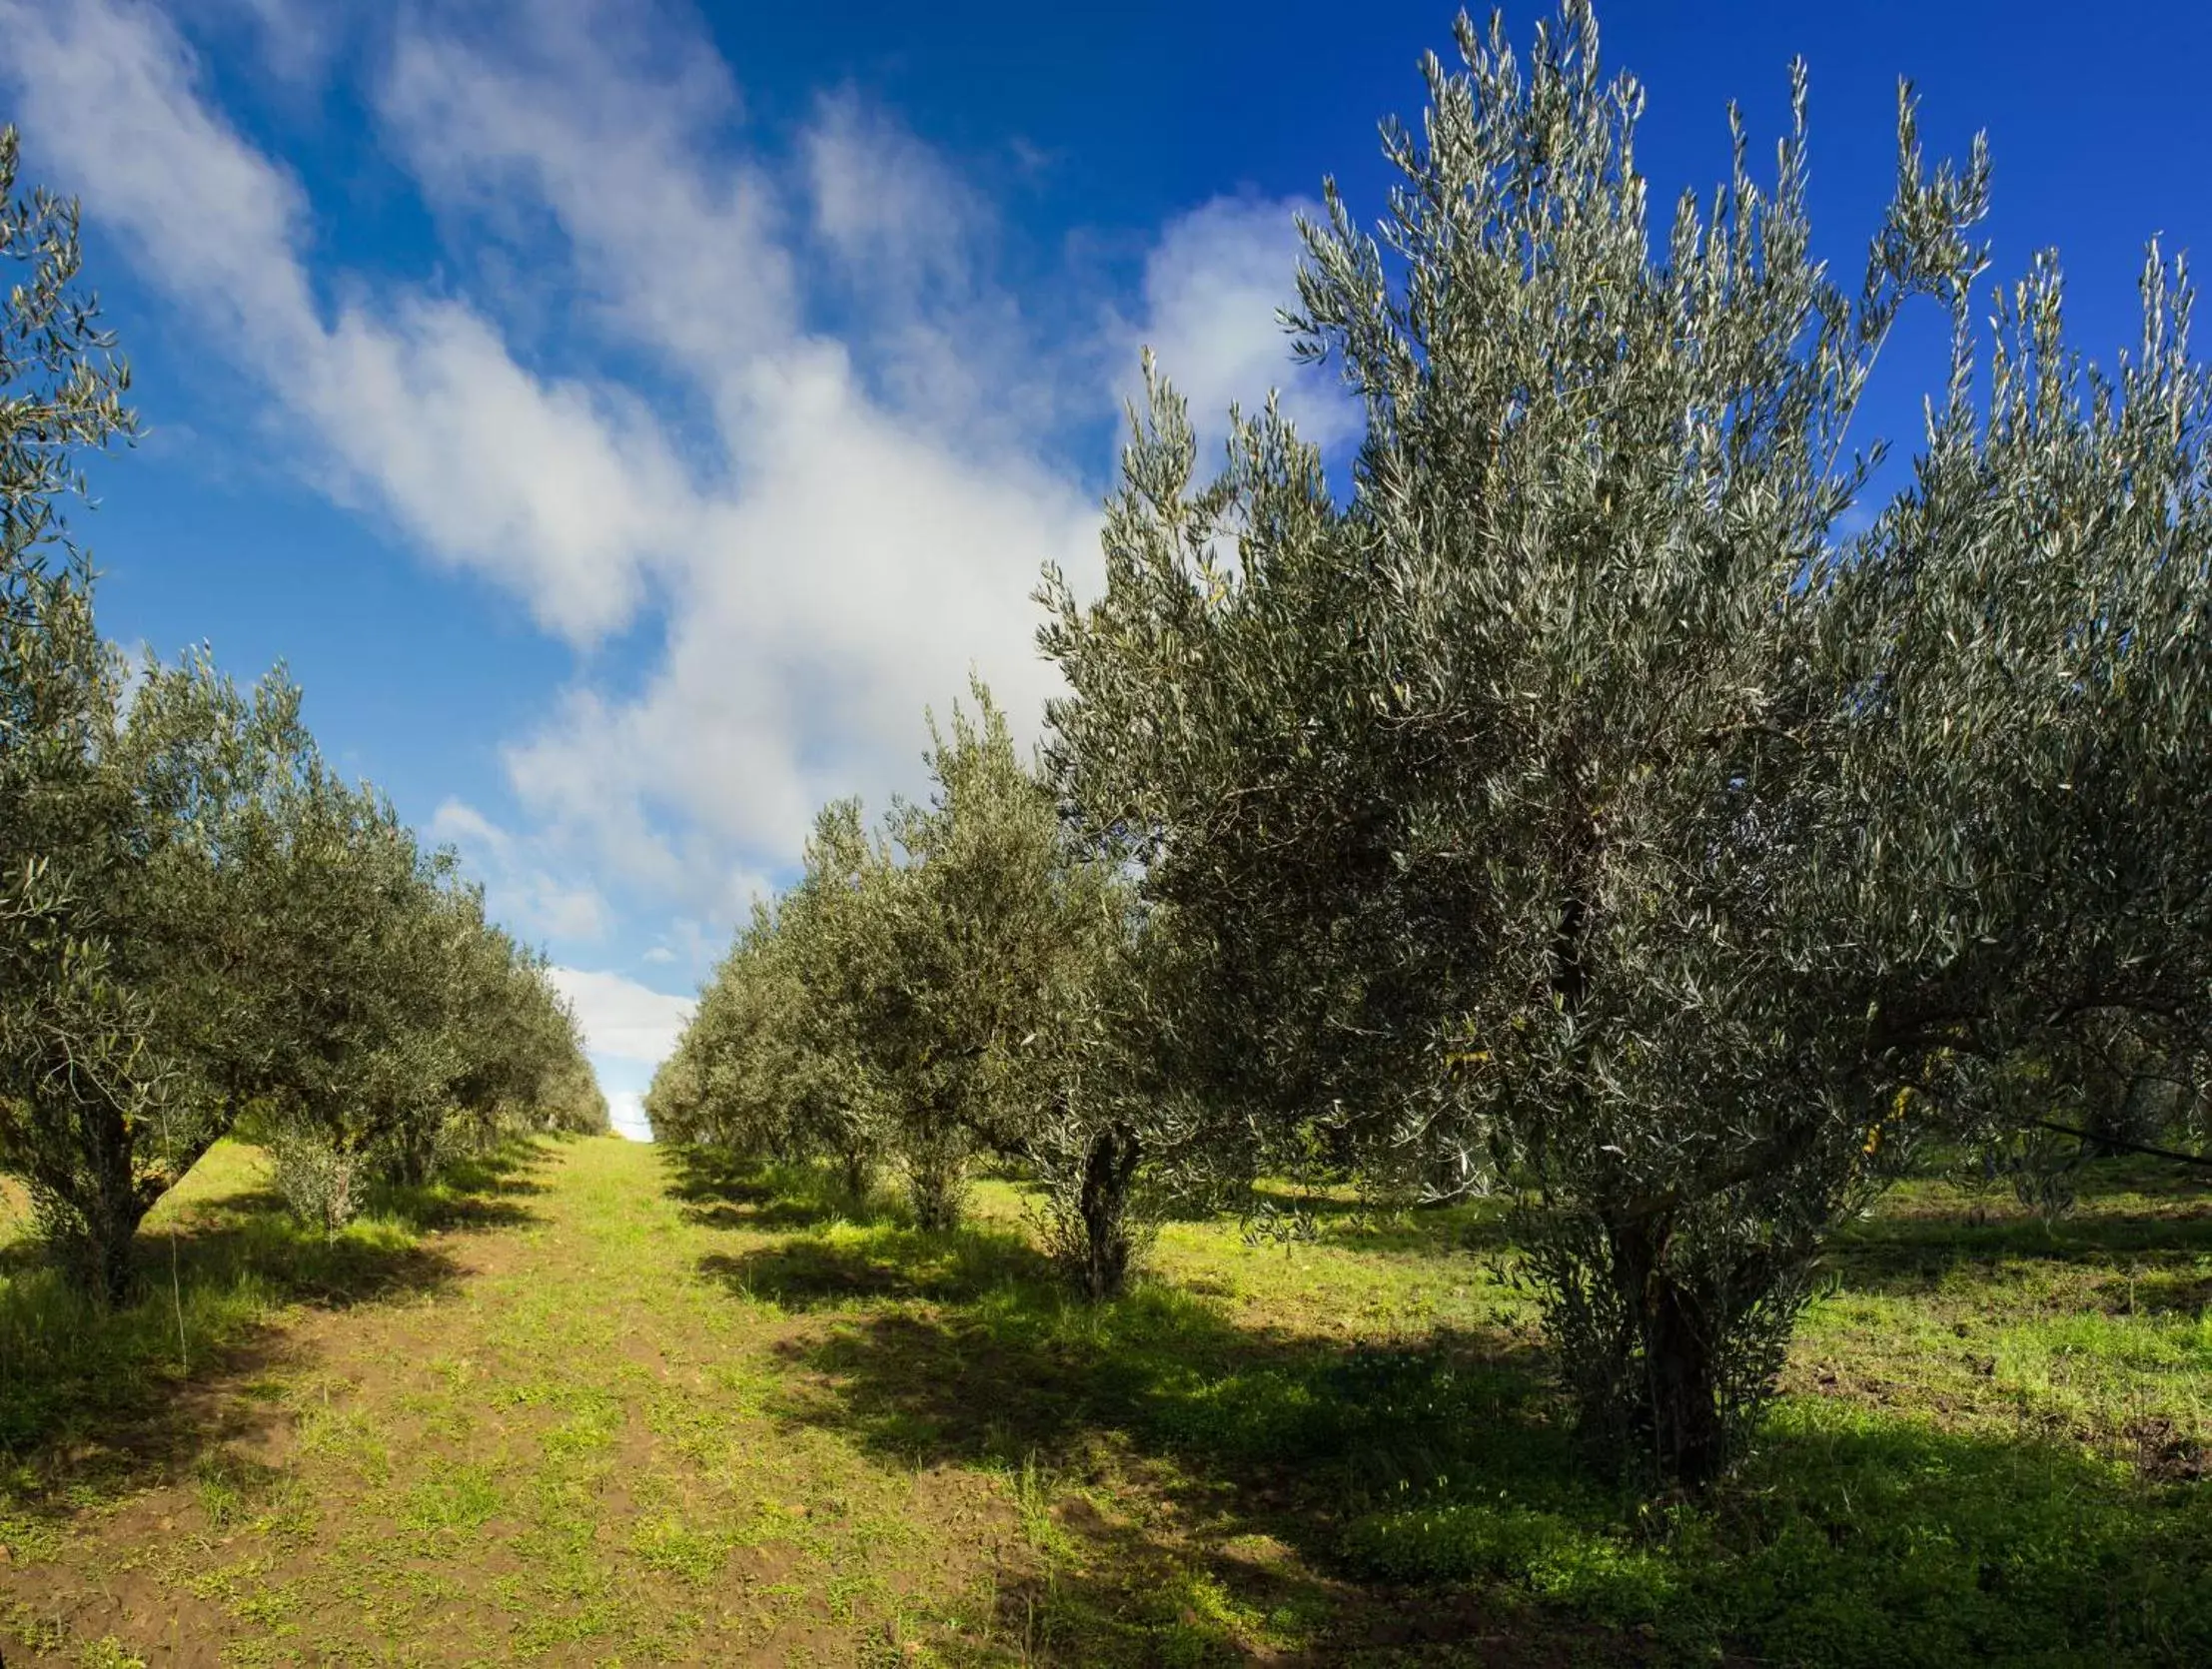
xmin=0 ymin=1138 xmax=1020 ymax=1665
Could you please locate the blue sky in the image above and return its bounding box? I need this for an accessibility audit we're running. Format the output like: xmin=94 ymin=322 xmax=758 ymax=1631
xmin=4 ymin=0 xmax=2208 ymax=1136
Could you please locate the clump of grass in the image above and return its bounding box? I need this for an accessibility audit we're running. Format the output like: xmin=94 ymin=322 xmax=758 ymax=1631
xmin=75 ymin=1637 xmax=147 ymax=1669
xmin=1007 ymin=1448 xmax=1070 ymax=1561
xmin=630 ymin=1512 xmax=731 ymax=1584
xmin=1344 ymin=1500 xmax=1674 ymax=1616
xmin=1332 ymin=1397 xmax=2212 ymax=1664
xmin=401 ymin=1463 xmax=504 ymax=1535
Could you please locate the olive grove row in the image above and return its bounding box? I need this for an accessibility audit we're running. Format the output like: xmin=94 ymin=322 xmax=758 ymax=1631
xmin=0 ymin=128 xmax=605 ymax=1302
xmin=663 ymin=0 xmax=2208 ymax=1487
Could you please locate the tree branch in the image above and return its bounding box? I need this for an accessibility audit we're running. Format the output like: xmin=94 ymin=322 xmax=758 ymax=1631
xmin=2035 ymin=1119 xmax=2212 ymax=1173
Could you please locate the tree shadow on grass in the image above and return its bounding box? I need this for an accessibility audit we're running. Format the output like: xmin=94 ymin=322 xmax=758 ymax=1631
xmin=0 ymin=1138 xmax=547 ymax=1483
xmin=806 ymin=1273 xmax=2212 ymax=1663
xmin=1827 ymin=1170 xmax=2212 ymax=1298
xmin=700 ymin=1218 xmax=1057 ymax=1313
xmin=365 ymin=1141 xmax=552 ymax=1235
xmin=661 ymin=1144 xmax=894 ymax=1233
xmin=757 ymin=1230 xmax=1559 ymax=1504
xmin=1306 ymin=1203 xmax=1519 ymax=1259
xmin=1175 ymin=1180 xmax=1520 ymax=1260
xmin=659 ymin=1143 xmax=765 ymax=1212
xmin=1696 ymin=1410 xmax=2212 ymax=1666
xmin=708 ymin=1201 xmax=2212 ymax=1665
xmin=713 ymin=1219 xmax=1579 ymax=1662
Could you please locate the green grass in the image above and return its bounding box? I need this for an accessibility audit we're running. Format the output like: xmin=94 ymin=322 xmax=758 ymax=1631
xmin=0 ymin=1138 xmax=2207 ymax=1665
xmin=0 ymin=1140 xmax=488 ymax=1460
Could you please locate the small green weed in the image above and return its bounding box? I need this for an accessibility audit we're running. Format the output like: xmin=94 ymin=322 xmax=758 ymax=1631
xmin=76 ymin=1638 xmax=147 ymax=1669
xmin=400 ymin=1463 xmax=504 ymax=1534
xmin=630 ymin=1512 xmax=730 ymax=1584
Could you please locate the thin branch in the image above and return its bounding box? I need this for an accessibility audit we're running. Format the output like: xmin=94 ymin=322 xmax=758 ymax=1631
xmin=2035 ymin=1119 xmax=2212 ymax=1173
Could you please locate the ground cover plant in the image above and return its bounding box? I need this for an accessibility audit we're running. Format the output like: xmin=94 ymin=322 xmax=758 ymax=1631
xmin=0 ymin=1134 xmax=2204 ymax=1665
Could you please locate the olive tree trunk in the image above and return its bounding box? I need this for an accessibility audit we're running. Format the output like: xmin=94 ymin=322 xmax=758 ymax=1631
xmin=1070 ymin=1124 xmax=1143 ymax=1302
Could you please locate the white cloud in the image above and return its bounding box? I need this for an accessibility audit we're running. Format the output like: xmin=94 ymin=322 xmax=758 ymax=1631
xmin=546 ymin=966 xmax=694 ymax=1067
xmin=802 ymin=86 xmax=981 ymax=294
xmin=430 ymin=799 xmax=613 ymax=946
xmin=1125 ymin=195 xmax=1361 ymax=459
xmin=189 ymin=0 xmax=346 ymax=87
xmin=372 ymin=0 xmax=1102 ymax=904
xmin=498 ymin=371 xmax=1098 ymax=894
xmin=0 ymin=0 xmax=692 ymax=642
xmin=3 ymin=0 xmax=1330 ymax=955
xmin=376 ymin=0 xmax=797 ymax=383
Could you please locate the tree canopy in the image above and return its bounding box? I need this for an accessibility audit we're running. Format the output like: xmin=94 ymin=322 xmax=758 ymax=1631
xmin=1037 ymin=3 xmax=2212 ymax=1482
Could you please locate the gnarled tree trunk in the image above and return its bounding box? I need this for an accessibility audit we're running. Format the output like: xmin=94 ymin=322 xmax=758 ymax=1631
xmin=1602 ymin=1209 xmax=1728 ymax=1490
xmin=1073 ymin=1123 xmax=1143 ymax=1302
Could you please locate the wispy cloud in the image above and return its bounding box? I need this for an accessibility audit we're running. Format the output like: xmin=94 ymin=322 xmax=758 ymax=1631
xmin=369 ymin=0 xmax=1106 ymax=904
xmin=0 ymin=0 xmax=696 ymax=642
xmin=429 ymin=799 xmax=613 ymax=946
xmin=1118 ymin=194 xmax=1361 ymax=460
xmin=2 ymin=0 xmax=1344 ymax=1076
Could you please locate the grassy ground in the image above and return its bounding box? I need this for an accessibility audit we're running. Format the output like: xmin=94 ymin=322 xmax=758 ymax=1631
xmin=0 ymin=1138 xmax=2206 ymax=1665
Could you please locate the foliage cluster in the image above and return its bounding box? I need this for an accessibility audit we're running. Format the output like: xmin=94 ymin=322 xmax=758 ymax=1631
xmin=0 ymin=124 xmax=603 ymax=1298
xmin=648 ymin=686 xmax=1162 ymax=1295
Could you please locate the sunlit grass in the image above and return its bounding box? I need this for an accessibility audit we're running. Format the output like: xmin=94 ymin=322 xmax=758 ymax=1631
xmin=2 ymin=1137 xmax=2208 ymax=1664
xmin=0 ymin=1141 xmax=457 ymax=1459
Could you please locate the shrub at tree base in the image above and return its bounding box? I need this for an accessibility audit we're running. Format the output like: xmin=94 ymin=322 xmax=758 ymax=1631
xmin=265 ymin=1121 xmax=366 ymax=1239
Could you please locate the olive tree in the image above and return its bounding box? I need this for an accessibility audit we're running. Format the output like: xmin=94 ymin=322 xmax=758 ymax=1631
xmin=0 ymin=127 xmax=600 ymax=1266
xmin=642 ymin=1028 xmax=711 ymax=1147
xmin=239 ymin=767 xmax=459 ymax=1224
xmin=0 ymin=131 xmax=233 ymax=1296
xmin=0 ymin=124 xmax=135 ymax=555
xmin=0 ymin=120 xmax=138 ymax=1137
xmin=0 ymin=631 xmax=312 ymax=1293
xmin=649 ymin=883 xmax=883 ymax=1192
xmin=1017 ymin=903 xmax=1163 ymax=1301
xmin=763 ymin=799 xmax=902 ymax=1195
xmin=842 ymin=684 xmax=1148 ymax=1244
xmin=1040 ymin=3 xmax=2212 ymax=1484
xmin=697 ymin=693 xmax=1072 ymax=1231
xmin=448 ymin=928 xmax=606 ymax=1143
xmin=657 ymin=684 xmax=1157 ymax=1281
